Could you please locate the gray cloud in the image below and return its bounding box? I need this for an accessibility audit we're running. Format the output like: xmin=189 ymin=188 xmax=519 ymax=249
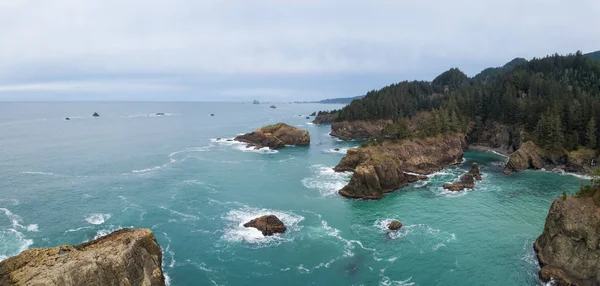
xmin=0 ymin=0 xmax=598 ymax=100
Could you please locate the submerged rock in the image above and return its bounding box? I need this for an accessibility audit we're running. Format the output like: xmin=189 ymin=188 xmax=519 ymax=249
xmin=243 ymin=215 xmax=287 ymax=236
xmin=443 ymin=162 xmax=482 ymax=191
xmin=387 ymin=220 xmax=403 ymax=230
xmin=535 ymin=194 xmax=600 ymax=285
xmin=334 ymin=134 xmax=466 ymax=199
xmin=92 ymin=112 xmax=99 ymax=117
xmin=234 ymin=123 xmax=310 ymax=150
xmin=0 ymin=228 xmax=165 ymax=286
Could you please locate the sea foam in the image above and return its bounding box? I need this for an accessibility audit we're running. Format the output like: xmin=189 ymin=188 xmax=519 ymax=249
xmin=301 ymin=165 xmax=352 ymax=197
xmin=222 ymin=207 xmax=304 ymax=246
xmin=84 ymin=213 xmax=112 ymax=225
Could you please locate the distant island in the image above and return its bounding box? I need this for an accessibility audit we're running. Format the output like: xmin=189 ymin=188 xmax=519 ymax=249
xmin=315 ymin=95 xmax=364 ymax=104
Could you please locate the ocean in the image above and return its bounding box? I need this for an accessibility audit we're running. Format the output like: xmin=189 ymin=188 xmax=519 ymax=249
xmin=0 ymin=102 xmax=587 ymax=285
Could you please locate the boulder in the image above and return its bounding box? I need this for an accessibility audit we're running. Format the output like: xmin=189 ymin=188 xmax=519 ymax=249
xmin=388 ymin=220 xmax=403 ymax=230
xmin=443 ymin=162 xmax=482 ymax=191
xmin=65 ymin=117 xmax=70 ymax=120
xmin=92 ymin=112 xmax=99 ymax=117
xmin=235 ymin=123 xmax=310 ymax=150
xmin=155 ymin=113 xmax=165 ymax=116
xmin=243 ymin=215 xmax=287 ymax=236
xmin=0 ymin=228 xmax=164 ymax=286
xmin=534 ymin=195 xmax=600 ymax=285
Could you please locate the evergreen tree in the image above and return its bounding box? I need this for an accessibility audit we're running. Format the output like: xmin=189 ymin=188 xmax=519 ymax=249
xmin=587 ymin=118 xmax=597 ymax=148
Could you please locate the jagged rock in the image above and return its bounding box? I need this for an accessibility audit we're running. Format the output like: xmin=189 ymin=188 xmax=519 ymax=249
xmin=330 ymin=120 xmax=391 ymax=140
xmin=310 ymin=112 xmax=317 ymax=116
xmin=92 ymin=112 xmax=99 ymax=117
xmin=243 ymin=215 xmax=287 ymax=236
xmin=534 ymin=195 xmax=600 ymax=286
xmin=443 ymin=162 xmax=482 ymax=191
xmin=0 ymin=228 xmax=164 ymax=286
xmin=65 ymin=117 xmax=70 ymax=120
xmin=235 ymin=123 xmax=310 ymax=150
xmin=335 ymin=134 xmax=466 ymax=199
xmin=388 ymin=220 xmax=403 ymax=230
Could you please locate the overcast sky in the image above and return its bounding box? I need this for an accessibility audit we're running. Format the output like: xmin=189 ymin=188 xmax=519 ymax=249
xmin=0 ymin=0 xmax=598 ymax=101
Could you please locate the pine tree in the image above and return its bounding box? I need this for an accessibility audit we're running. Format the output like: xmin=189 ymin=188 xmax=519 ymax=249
xmin=587 ymin=118 xmax=597 ymax=148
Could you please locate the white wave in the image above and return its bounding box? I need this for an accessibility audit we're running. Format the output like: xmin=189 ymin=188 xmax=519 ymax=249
xmin=546 ymin=168 xmax=591 ymax=180
xmin=132 ymin=166 xmax=162 ymax=173
xmin=320 ymin=220 xmax=375 ymax=257
xmin=307 ymin=122 xmax=314 ymax=125
xmin=373 ymin=219 xmax=411 ymax=239
xmin=131 ymin=146 xmax=211 ymax=174
xmin=0 ymin=208 xmax=36 ymax=260
xmin=380 ymin=275 xmax=415 ymax=286
xmin=0 ymin=208 xmax=38 ymax=232
xmin=21 ymin=171 xmax=54 ymax=176
xmin=233 ymin=144 xmax=278 ymax=154
xmin=302 ymin=165 xmax=352 ymax=197
xmin=221 ymin=207 xmax=304 ymax=246
xmin=403 ymin=171 xmax=425 ymax=176
xmin=163 ymin=232 xmax=176 ymax=269
xmin=93 ymin=225 xmax=131 ymax=240
xmin=160 ymin=206 xmax=200 ymax=221
xmin=164 ymin=274 xmax=171 ymax=286
xmin=65 ymin=226 xmax=93 ymax=233
xmin=85 ymin=213 xmax=111 ymax=225
xmin=322 ymin=148 xmax=349 ymax=154
xmin=212 ymin=137 xmax=279 ymax=154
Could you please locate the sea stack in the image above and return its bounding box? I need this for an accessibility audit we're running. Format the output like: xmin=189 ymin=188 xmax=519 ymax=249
xmin=234 ymin=123 xmax=310 ymax=150
xmin=92 ymin=112 xmax=100 ymax=117
xmin=442 ymin=162 xmax=483 ymax=191
xmin=0 ymin=228 xmax=165 ymax=286
xmin=243 ymin=215 xmax=287 ymax=236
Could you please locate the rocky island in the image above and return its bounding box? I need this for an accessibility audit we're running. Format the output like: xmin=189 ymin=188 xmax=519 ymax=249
xmin=0 ymin=228 xmax=165 ymax=286
xmin=443 ymin=162 xmax=482 ymax=191
xmin=334 ymin=134 xmax=467 ymax=199
xmin=235 ymin=123 xmax=310 ymax=150
xmin=243 ymin=215 xmax=287 ymax=236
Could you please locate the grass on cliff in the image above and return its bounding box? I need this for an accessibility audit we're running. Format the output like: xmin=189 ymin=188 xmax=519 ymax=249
xmin=569 ymin=168 xmax=600 ymax=206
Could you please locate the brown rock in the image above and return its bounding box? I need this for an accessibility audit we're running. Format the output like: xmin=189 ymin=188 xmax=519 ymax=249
xmin=0 ymin=228 xmax=165 ymax=286
xmin=388 ymin=220 xmax=403 ymax=230
xmin=235 ymin=123 xmax=310 ymax=150
xmin=243 ymin=215 xmax=287 ymax=236
xmin=330 ymin=120 xmax=392 ymax=140
xmin=443 ymin=162 xmax=482 ymax=191
xmin=503 ymin=141 xmax=548 ymax=174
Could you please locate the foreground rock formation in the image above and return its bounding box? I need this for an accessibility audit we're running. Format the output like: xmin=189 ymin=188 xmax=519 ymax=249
xmin=243 ymin=215 xmax=287 ymax=236
xmin=503 ymin=141 xmax=598 ymax=175
xmin=235 ymin=123 xmax=310 ymax=150
xmin=443 ymin=162 xmax=482 ymax=191
xmin=534 ymin=194 xmax=600 ymax=285
xmin=0 ymin=228 xmax=165 ymax=286
xmin=312 ymin=111 xmax=339 ymax=125
xmin=330 ymin=120 xmax=391 ymax=140
xmin=334 ymin=134 xmax=467 ymax=199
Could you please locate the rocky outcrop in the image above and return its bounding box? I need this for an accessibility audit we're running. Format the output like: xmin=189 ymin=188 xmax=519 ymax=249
xmin=312 ymin=112 xmax=338 ymax=125
xmin=92 ymin=112 xmax=99 ymax=117
xmin=503 ymin=141 xmax=598 ymax=175
xmin=534 ymin=195 xmax=600 ymax=285
xmin=334 ymin=134 xmax=467 ymax=199
xmin=243 ymin=215 xmax=287 ymax=236
xmin=443 ymin=162 xmax=482 ymax=191
xmin=0 ymin=228 xmax=164 ymax=286
xmin=235 ymin=123 xmax=310 ymax=150
xmin=470 ymin=122 xmax=523 ymax=153
xmin=330 ymin=120 xmax=391 ymax=140
xmin=388 ymin=220 xmax=403 ymax=230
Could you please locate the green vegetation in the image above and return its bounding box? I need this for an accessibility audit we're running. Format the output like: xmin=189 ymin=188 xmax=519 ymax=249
xmin=316 ymin=109 xmax=339 ymax=116
xmin=336 ymin=51 xmax=600 ymax=151
xmin=574 ymin=168 xmax=600 ymax=205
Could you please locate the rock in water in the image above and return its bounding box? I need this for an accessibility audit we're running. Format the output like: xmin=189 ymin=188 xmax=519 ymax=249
xmin=388 ymin=220 xmax=402 ymax=230
xmin=534 ymin=195 xmax=600 ymax=285
xmin=334 ymin=134 xmax=466 ymax=199
xmin=305 ymin=116 xmax=310 ymax=119
xmin=92 ymin=112 xmax=99 ymax=117
xmin=65 ymin=117 xmax=70 ymax=120
xmin=443 ymin=162 xmax=482 ymax=191
xmin=155 ymin=113 xmax=165 ymax=116
xmin=0 ymin=228 xmax=165 ymax=286
xmin=270 ymin=105 xmax=277 ymax=109
xmin=243 ymin=215 xmax=287 ymax=236
xmin=210 ymin=114 xmax=215 ymax=116
xmin=234 ymin=123 xmax=310 ymax=150
xmin=310 ymin=112 xmax=317 ymax=116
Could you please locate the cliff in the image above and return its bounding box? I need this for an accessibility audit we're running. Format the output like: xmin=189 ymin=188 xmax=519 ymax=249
xmin=330 ymin=120 xmax=391 ymax=140
xmin=334 ymin=134 xmax=467 ymax=199
xmin=312 ymin=112 xmax=338 ymax=125
xmin=503 ymin=141 xmax=598 ymax=175
xmin=535 ymin=193 xmax=600 ymax=285
xmin=235 ymin=123 xmax=310 ymax=149
xmin=0 ymin=228 xmax=165 ymax=286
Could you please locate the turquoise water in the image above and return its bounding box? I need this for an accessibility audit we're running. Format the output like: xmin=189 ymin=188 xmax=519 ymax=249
xmin=0 ymin=102 xmax=587 ymax=285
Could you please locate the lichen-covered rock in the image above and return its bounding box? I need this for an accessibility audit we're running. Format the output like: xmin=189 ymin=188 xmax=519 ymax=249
xmin=534 ymin=196 xmax=600 ymax=286
xmin=335 ymin=134 xmax=466 ymax=199
xmin=0 ymin=228 xmax=165 ymax=286
xmin=330 ymin=120 xmax=391 ymax=140
xmin=235 ymin=123 xmax=310 ymax=150
xmin=388 ymin=220 xmax=403 ymax=230
xmin=443 ymin=162 xmax=482 ymax=191
xmin=243 ymin=215 xmax=287 ymax=236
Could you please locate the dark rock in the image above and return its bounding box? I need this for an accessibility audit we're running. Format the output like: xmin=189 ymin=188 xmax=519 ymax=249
xmin=443 ymin=162 xmax=482 ymax=191
xmin=253 ymin=100 xmax=260 ymax=104
xmin=387 ymin=220 xmax=403 ymax=230
xmin=234 ymin=123 xmax=310 ymax=150
xmin=243 ymin=215 xmax=287 ymax=236
xmin=216 ymin=138 xmax=221 ymax=141
xmin=92 ymin=112 xmax=99 ymax=117
xmin=334 ymin=148 xmax=340 ymax=151
xmin=155 ymin=113 xmax=165 ymax=116
xmin=226 ymin=139 xmax=233 ymax=142
xmin=310 ymin=112 xmax=317 ymax=116
xmin=210 ymin=114 xmax=215 ymax=116
xmin=312 ymin=111 xmax=339 ymax=125
xmin=305 ymin=116 xmax=310 ymax=119
xmin=330 ymin=120 xmax=391 ymax=140
xmin=65 ymin=117 xmax=70 ymax=120
xmin=270 ymin=105 xmax=276 ymax=109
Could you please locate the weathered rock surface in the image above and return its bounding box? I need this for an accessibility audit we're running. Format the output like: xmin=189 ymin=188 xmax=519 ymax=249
xmin=0 ymin=228 xmax=165 ymax=286
xmin=312 ymin=112 xmax=339 ymax=125
xmin=503 ymin=141 xmax=597 ymax=175
xmin=334 ymin=134 xmax=467 ymax=199
xmin=243 ymin=215 xmax=287 ymax=236
xmin=534 ymin=195 xmax=600 ymax=286
xmin=234 ymin=123 xmax=310 ymax=150
xmin=330 ymin=120 xmax=391 ymax=140
xmin=388 ymin=220 xmax=403 ymax=230
xmin=443 ymin=162 xmax=482 ymax=191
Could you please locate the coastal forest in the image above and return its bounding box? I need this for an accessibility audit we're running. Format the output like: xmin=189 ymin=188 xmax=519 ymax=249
xmin=335 ymin=51 xmax=600 ymax=151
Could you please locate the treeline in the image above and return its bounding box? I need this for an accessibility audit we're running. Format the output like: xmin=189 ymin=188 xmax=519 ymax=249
xmin=337 ymin=51 xmax=600 ymax=151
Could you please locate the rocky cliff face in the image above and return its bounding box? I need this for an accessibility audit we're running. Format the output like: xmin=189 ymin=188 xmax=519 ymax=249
xmin=330 ymin=120 xmax=391 ymax=140
xmin=0 ymin=228 xmax=165 ymax=286
xmin=235 ymin=123 xmax=310 ymax=149
xmin=334 ymin=134 xmax=467 ymax=199
xmin=503 ymin=141 xmax=598 ymax=175
xmin=312 ymin=112 xmax=338 ymax=125
xmin=470 ymin=122 xmax=523 ymax=153
xmin=535 ymin=195 xmax=600 ymax=286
